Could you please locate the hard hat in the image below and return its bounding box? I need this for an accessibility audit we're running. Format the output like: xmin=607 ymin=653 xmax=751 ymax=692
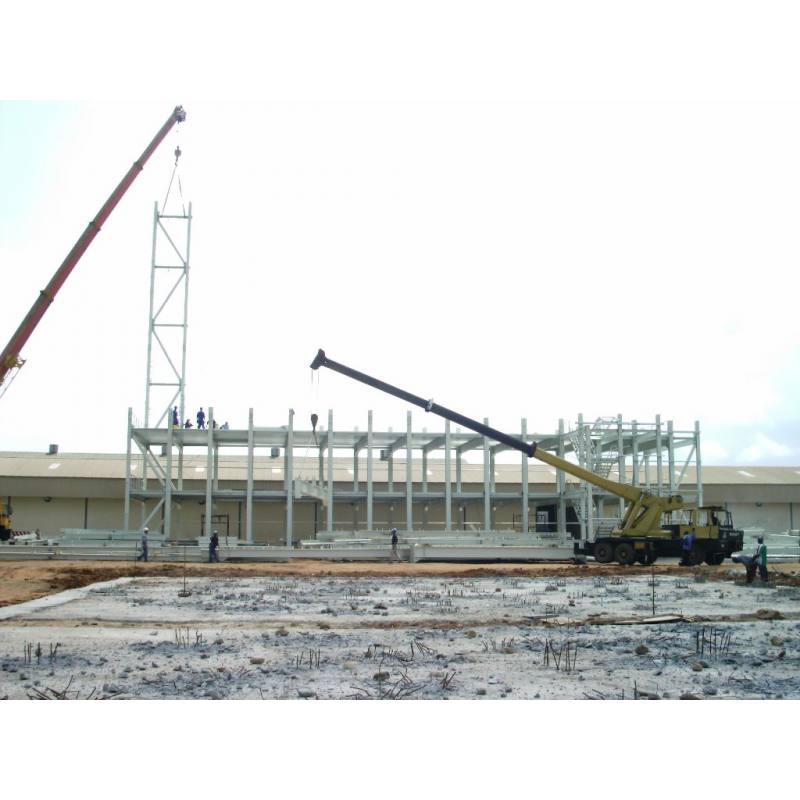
xmin=143 ymin=526 xmax=149 ymax=532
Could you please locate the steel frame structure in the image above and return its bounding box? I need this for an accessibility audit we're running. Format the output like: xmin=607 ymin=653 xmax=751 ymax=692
xmin=144 ymin=201 xmax=192 ymax=430
xmin=124 ymin=408 xmax=702 ymax=545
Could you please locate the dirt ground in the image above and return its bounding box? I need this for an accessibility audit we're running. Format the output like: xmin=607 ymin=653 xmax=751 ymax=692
xmin=2 ymin=558 xmax=798 ymax=608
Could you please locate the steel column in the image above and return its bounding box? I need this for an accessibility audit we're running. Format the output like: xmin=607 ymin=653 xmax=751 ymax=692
xmin=483 ymin=418 xmax=491 ymax=531
xmin=667 ymin=419 xmax=675 ymax=494
xmin=204 ymin=406 xmax=214 ymax=538
xmin=367 ymin=411 xmax=374 ymax=531
xmin=286 ymin=408 xmax=294 ymax=547
xmin=617 ymin=414 xmax=625 ymax=518
xmin=656 ymin=414 xmax=663 ymax=495
xmin=406 ymin=411 xmax=413 ymax=531
xmin=444 ymin=420 xmax=452 ymax=532
xmin=124 ymin=408 xmax=132 ymax=530
xmin=246 ymin=408 xmax=254 ymax=544
xmin=557 ymin=418 xmax=566 ymax=540
xmin=695 ymin=420 xmax=704 ymax=507
xmin=521 ymin=418 xmax=529 ymax=534
xmin=327 ymin=410 xmax=333 ymax=533
xmin=165 ymin=415 xmax=173 ymax=539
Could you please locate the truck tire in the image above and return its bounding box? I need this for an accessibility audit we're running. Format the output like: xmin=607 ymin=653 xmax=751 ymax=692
xmin=615 ymin=542 xmax=636 ymax=566
xmin=704 ymin=552 xmax=725 ymax=566
xmin=636 ymin=551 xmax=656 ymax=566
xmin=594 ymin=542 xmax=614 ymax=563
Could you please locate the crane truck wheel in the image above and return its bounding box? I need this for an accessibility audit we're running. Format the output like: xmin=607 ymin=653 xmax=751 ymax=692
xmin=636 ymin=552 xmax=656 ymax=566
xmin=594 ymin=542 xmax=615 ymax=563
xmin=704 ymin=552 xmax=725 ymax=566
xmin=615 ymin=543 xmax=636 ymax=566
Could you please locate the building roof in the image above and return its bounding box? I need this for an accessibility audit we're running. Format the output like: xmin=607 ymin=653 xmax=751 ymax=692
xmin=1 ymin=451 xmax=799 ymax=486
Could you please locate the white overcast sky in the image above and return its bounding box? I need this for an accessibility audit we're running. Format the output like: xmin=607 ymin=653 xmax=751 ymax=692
xmin=1 ymin=1 xmax=799 ymax=465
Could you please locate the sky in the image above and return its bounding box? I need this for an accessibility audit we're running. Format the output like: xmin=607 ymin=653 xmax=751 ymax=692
xmin=1 ymin=3 xmax=799 ymax=467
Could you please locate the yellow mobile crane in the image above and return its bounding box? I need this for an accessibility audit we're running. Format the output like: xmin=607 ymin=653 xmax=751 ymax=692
xmin=309 ymin=350 xmax=743 ymax=566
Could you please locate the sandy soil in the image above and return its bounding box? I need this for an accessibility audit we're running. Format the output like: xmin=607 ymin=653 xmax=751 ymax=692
xmin=2 ymin=559 xmax=799 ymax=608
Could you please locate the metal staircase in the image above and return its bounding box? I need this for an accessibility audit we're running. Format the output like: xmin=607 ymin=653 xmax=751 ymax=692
xmin=566 ymin=417 xmax=623 ymax=534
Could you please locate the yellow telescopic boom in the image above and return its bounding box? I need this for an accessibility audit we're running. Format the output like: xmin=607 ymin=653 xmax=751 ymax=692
xmin=309 ymin=349 xmax=684 ymax=536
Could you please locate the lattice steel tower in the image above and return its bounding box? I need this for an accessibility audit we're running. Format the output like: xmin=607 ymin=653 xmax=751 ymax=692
xmin=144 ymin=199 xmax=192 ymax=428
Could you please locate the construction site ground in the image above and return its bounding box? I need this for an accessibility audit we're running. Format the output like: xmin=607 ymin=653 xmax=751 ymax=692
xmin=1 ymin=559 xmax=798 ymax=700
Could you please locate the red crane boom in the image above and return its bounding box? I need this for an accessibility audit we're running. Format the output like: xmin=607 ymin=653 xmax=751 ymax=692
xmin=0 ymin=104 xmax=187 ymax=390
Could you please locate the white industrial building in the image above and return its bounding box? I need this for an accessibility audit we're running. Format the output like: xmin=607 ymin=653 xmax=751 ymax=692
xmin=2 ymin=412 xmax=798 ymax=544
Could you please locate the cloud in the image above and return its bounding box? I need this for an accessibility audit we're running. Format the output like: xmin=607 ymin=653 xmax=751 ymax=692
xmin=737 ymin=434 xmax=792 ymax=464
xmin=701 ymin=439 xmax=728 ymax=462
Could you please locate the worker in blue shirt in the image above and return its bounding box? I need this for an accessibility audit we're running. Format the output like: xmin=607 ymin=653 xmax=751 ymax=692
xmin=680 ymin=530 xmax=695 ymax=566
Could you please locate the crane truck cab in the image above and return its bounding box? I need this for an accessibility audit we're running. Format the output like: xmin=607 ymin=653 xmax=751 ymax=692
xmin=579 ymin=505 xmax=743 ymax=566
xmin=662 ymin=505 xmax=743 ymax=566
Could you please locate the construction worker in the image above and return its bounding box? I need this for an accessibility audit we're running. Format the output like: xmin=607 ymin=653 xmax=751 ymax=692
xmin=754 ymin=536 xmax=768 ymax=582
xmin=137 ymin=527 xmax=149 ymax=562
xmin=209 ymin=529 xmax=220 ymax=563
xmin=680 ymin=530 xmax=695 ymax=566
xmin=172 ymin=406 xmax=179 ymax=427
xmin=196 ymin=407 xmax=206 ymax=430
xmin=390 ymin=527 xmax=400 ymax=561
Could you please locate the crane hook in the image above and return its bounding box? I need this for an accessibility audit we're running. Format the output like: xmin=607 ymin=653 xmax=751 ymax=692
xmin=174 ymin=146 xmax=182 ymax=166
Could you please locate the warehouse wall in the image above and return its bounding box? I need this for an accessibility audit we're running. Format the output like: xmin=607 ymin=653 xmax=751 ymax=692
xmin=4 ymin=479 xmax=799 ymax=539
xmin=724 ymin=502 xmax=796 ymax=532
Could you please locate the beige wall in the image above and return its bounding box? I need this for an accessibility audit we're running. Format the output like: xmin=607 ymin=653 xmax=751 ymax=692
xmin=725 ymin=502 xmax=796 ymax=532
xmin=4 ymin=473 xmax=799 ymax=539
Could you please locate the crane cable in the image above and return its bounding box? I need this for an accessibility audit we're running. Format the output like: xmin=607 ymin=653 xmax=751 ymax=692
xmin=162 ymin=143 xmax=186 ymax=215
